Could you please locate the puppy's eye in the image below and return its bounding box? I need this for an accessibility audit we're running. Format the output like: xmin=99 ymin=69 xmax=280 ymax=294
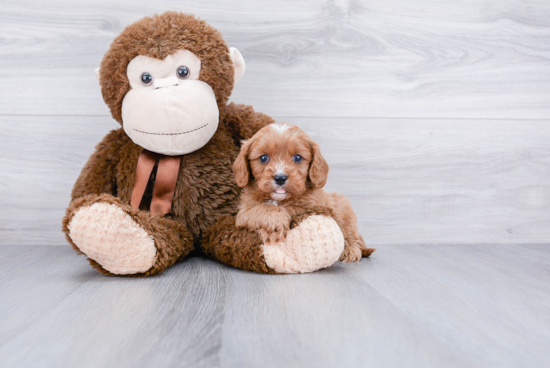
xmin=293 ymin=154 xmax=303 ymax=163
xmin=141 ymin=72 xmax=153 ymax=86
xmin=177 ymin=66 xmax=190 ymax=79
xmin=259 ymin=155 xmax=269 ymax=163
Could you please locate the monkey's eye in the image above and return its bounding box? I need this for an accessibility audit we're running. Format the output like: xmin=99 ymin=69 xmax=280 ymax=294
xmin=140 ymin=72 xmax=153 ymax=86
xmin=259 ymin=155 xmax=269 ymax=163
xmin=177 ymin=66 xmax=190 ymax=79
xmin=293 ymin=154 xmax=303 ymax=163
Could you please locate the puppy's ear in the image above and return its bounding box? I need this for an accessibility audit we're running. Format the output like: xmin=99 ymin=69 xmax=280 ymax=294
xmin=233 ymin=139 xmax=253 ymax=188
xmin=308 ymin=139 xmax=329 ymax=188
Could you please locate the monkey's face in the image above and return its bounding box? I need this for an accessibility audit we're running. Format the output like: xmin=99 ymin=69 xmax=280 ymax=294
xmin=121 ymin=50 xmax=219 ymax=155
xmin=98 ymin=12 xmax=246 ymax=155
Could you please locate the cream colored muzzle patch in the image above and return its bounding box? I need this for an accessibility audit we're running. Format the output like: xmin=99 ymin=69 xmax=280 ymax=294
xmin=121 ymin=50 xmax=220 ymax=156
xmin=122 ymin=80 xmax=219 ymax=156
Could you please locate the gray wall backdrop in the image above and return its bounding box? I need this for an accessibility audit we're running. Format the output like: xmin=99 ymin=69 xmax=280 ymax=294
xmin=1 ymin=0 xmax=549 ymax=246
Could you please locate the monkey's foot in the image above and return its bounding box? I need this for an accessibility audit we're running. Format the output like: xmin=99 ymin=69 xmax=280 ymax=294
xmin=68 ymin=202 xmax=157 ymax=275
xmin=63 ymin=194 xmax=193 ymax=276
xmin=262 ymin=215 xmax=344 ymax=273
xmin=202 ymin=208 xmax=344 ymax=274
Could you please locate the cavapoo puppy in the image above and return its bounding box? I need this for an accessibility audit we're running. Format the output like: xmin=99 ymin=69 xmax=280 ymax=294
xmin=233 ymin=123 xmax=375 ymax=262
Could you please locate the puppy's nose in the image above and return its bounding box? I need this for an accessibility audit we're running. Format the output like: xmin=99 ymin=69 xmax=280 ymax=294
xmin=274 ymin=174 xmax=288 ymax=185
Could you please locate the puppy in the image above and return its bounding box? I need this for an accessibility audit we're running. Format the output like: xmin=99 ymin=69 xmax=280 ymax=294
xmin=233 ymin=123 xmax=375 ymax=262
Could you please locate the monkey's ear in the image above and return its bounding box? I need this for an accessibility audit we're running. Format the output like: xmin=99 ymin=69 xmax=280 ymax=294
xmin=94 ymin=68 xmax=101 ymax=83
xmin=308 ymin=140 xmax=329 ymax=188
xmin=229 ymin=47 xmax=246 ymax=84
xmin=233 ymin=138 xmax=253 ymax=188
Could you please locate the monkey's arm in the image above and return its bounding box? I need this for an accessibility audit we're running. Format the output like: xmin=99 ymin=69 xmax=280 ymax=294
xmin=202 ymin=206 xmax=346 ymax=274
xmin=70 ymin=128 xmax=128 ymax=199
xmin=223 ymin=102 xmax=276 ymax=143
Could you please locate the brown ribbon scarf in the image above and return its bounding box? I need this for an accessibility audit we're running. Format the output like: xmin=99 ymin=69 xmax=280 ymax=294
xmin=131 ymin=150 xmax=181 ymax=215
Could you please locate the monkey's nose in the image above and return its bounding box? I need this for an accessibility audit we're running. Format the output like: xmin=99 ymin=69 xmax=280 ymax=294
xmin=153 ymin=76 xmax=180 ymax=89
xmin=274 ymin=174 xmax=288 ymax=185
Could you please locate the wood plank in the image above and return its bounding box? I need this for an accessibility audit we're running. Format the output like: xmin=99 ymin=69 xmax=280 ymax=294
xmin=1 ymin=0 xmax=550 ymax=118
xmin=0 ymin=116 xmax=118 ymax=245
xmin=0 ymin=248 xmax=227 ymax=367
xmin=1 ymin=115 xmax=549 ymax=246
xmin=1 ymin=245 xmax=548 ymax=367
xmin=0 ymin=245 xmax=95 ymax=346
xmin=299 ymin=117 xmax=550 ymax=245
xmin=363 ymin=244 xmax=550 ymax=368
xmin=219 ymin=263 xmax=481 ymax=368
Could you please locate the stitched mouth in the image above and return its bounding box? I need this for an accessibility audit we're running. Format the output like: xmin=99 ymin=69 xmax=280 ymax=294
xmin=133 ymin=123 xmax=208 ymax=136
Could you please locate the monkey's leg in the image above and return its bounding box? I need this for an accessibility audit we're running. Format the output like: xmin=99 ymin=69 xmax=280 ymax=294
xmin=201 ymin=208 xmax=345 ymax=274
xmin=62 ymin=194 xmax=193 ymax=276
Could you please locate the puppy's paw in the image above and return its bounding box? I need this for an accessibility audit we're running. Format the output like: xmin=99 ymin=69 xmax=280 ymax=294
xmin=362 ymin=247 xmax=376 ymax=257
xmin=339 ymin=245 xmax=363 ymax=263
xmin=259 ymin=225 xmax=289 ymax=244
xmin=256 ymin=210 xmax=291 ymax=244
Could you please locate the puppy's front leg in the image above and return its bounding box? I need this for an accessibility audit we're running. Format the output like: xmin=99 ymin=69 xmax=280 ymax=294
xmin=236 ymin=204 xmax=291 ymax=244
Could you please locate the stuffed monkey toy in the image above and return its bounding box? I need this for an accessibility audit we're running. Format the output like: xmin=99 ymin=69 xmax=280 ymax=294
xmin=62 ymin=12 xmax=347 ymax=276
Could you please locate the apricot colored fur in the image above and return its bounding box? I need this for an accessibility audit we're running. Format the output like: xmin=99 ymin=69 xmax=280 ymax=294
xmin=234 ymin=124 xmax=375 ymax=262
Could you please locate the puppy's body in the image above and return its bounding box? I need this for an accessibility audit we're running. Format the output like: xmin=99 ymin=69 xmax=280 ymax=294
xmin=234 ymin=123 xmax=374 ymax=262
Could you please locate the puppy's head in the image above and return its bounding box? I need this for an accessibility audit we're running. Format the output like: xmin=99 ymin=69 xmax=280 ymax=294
xmin=233 ymin=123 xmax=329 ymax=201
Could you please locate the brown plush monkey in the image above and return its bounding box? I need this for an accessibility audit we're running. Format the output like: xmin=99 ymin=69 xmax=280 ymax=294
xmin=62 ymin=12 xmax=346 ymax=276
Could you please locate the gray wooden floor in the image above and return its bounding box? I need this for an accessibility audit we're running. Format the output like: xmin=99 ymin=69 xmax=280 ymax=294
xmin=1 ymin=0 xmax=550 ymax=367
xmin=1 ymin=244 xmax=549 ymax=368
